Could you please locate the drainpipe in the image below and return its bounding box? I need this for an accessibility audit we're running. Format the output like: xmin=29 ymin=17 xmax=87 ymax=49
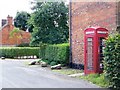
xmin=69 ymin=0 xmax=72 ymax=68
xmin=116 ymin=0 xmax=120 ymax=33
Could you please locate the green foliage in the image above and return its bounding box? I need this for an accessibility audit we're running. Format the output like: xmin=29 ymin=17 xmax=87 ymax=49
xmin=39 ymin=43 xmax=69 ymax=66
xmin=14 ymin=11 xmax=32 ymax=32
xmin=50 ymin=61 xmax=57 ymax=66
xmin=9 ymin=28 xmax=23 ymax=45
xmin=30 ymin=1 xmax=43 ymax=11
xmin=80 ymin=74 xmax=109 ymax=87
xmin=0 ymin=47 xmax=39 ymax=58
xmin=104 ymin=34 xmax=120 ymax=90
xmin=10 ymin=28 xmax=21 ymax=38
xmin=28 ymin=2 xmax=69 ymax=45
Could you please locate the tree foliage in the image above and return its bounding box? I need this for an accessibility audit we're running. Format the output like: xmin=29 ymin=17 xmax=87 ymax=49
xmin=28 ymin=2 xmax=69 ymax=45
xmin=10 ymin=28 xmax=21 ymax=38
xmin=14 ymin=11 xmax=32 ymax=31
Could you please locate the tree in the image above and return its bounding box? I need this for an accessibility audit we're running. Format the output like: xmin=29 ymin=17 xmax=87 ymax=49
xmin=9 ymin=28 xmax=22 ymax=46
xmin=28 ymin=2 xmax=69 ymax=45
xmin=14 ymin=11 xmax=32 ymax=32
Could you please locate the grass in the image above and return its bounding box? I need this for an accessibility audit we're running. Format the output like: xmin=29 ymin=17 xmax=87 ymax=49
xmin=52 ymin=68 xmax=109 ymax=88
xmin=52 ymin=68 xmax=83 ymax=75
xmin=79 ymin=73 xmax=109 ymax=87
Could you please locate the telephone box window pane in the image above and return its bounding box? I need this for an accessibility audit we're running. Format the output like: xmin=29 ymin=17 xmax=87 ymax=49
xmin=99 ymin=38 xmax=105 ymax=70
xmin=87 ymin=38 xmax=93 ymax=70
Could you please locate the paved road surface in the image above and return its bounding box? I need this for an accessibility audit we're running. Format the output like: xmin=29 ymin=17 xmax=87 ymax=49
xmin=1 ymin=59 xmax=100 ymax=88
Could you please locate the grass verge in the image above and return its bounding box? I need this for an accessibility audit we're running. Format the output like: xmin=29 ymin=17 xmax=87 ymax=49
xmin=52 ymin=68 xmax=83 ymax=75
xmin=79 ymin=73 xmax=109 ymax=88
xmin=52 ymin=68 xmax=109 ymax=88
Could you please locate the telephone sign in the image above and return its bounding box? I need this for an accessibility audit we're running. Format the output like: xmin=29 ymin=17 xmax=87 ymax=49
xmin=84 ymin=27 xmax=108 ymax=74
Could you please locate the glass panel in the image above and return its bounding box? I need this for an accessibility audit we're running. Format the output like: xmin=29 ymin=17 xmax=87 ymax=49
xmin=87 ymin=38 xmax=93 ymax=70
xmin=99 ymin=38 xmax=105 ymax=70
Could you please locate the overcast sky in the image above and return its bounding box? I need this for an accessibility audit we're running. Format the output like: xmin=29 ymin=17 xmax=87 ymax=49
xmin=0 ymin=0 xmax=32 ymax=26
xmin=0 ymin=0 xmax=69 ymax=27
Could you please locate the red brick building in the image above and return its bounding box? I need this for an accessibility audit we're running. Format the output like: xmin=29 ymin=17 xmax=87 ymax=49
xmin=0 ymin=15 xmax=31 ymax=46
xmin=69 ymin=1 xmax=119 ymax=69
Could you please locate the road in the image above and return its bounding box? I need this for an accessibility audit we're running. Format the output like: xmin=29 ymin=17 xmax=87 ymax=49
xmin=1 ymin=59 xmax=99 ymax=88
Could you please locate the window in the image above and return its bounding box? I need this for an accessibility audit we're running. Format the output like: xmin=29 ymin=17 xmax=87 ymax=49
xmin=87 ymin=38 xmax=94 ymax=70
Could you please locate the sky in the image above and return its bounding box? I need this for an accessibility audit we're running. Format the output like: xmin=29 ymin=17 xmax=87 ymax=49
xmin=0 ymin=0 xmax=69 ymax=27
xmin=0 ymin=0 xmax=32 ymax=26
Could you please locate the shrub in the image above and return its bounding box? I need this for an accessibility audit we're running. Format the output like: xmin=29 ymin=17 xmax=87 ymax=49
xmin=104 ymin=34 xmax=120 ymax=90
xmin=0 ymin=47 xmax=40 ymax=58
xmin=39 ymin=44 xmax=47 ymax=60
xmin=50 ymin=61 xmax=57 ymax=66
xmin=39 ymin=43 xmax=69 ymax=66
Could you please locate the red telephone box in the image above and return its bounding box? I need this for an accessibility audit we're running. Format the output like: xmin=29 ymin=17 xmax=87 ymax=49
xmin=84 ymin=27 xmax=108 ymax=74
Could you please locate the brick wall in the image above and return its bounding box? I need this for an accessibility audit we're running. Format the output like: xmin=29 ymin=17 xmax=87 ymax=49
xmin=0 ymin=16 xmax=31 ymax=46
xmin=70 ymin=2 xmax=117 ymax=69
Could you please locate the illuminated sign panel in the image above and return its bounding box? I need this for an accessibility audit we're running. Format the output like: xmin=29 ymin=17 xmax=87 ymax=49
xmin=86 ymin=31 xmax=94 ymax=34
xmin=97 ymin=31 xmax=108 ymax=34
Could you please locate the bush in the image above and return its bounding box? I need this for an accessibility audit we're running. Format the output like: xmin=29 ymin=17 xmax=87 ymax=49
xmin=39 ymin=43 xmax=69 ymax=66
xmin=104 ymin=34 xmax=120 ymax=90
xmin=50 ymin=61 xmax=57 ymax=66
xmin=0 ymin=47 xmax=40 ymax=58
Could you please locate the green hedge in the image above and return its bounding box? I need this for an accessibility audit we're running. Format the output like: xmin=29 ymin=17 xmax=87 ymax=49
xmin=39 ymin=43 xmax=69 ymax=66
xmin=104 ymin=34 xmax=120 ymax=90
xmin=0 ymin=47 xmax=40 ymax=58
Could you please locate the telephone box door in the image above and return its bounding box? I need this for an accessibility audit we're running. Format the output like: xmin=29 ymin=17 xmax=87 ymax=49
xmin=84 ymin=36 xmax=95 ymax=74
